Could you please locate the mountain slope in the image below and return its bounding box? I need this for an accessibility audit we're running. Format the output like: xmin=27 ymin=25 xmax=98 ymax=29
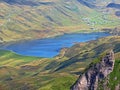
xmin=107 ymin=3 xmax=120 ymax=9
xmin=71 ymin=50 xmax=115 ymax=90
xmin=71 ymin=49 xmax=120 ymax=90
xmin=0 ymin=0 xmax=120 ymax=42
xmin=0 ymin=36 xmax=120 ymax=90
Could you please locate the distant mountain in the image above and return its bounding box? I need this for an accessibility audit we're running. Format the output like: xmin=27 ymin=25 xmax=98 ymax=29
xmin=77 ymin=0 xmax=96 ymax=8
xmin=78 ymin=0 xmax=120 ymax=8
xmin=107 ymin=3 xmax=120 ymax=9
xmin=0 ymin=0 xmax=120 ymax=42
xmin=115 ymin=11 xmax=120 ymax=16
xmin=0 ymin=0 xmax=54 ymax=6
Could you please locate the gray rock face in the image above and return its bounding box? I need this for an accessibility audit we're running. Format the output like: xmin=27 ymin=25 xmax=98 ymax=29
xmin=115 ymin=84 xmax=120 ymax=90
xmin=71 ymin=50 xmax=115 ymax=90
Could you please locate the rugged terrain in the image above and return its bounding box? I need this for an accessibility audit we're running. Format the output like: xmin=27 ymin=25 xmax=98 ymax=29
xmin=0 ymin=36 xmax=120 ymax=90
xmin=71 ymin=50 xmax=115 ymax=90
xmin=0 ymin=0 xmax=120 ymax=90
xmin=0 ymin=0 xmax=120 ymax=42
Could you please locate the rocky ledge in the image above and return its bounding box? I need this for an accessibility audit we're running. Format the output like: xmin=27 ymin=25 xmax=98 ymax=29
xmin=71 ymin=50 xmax=115 ymax=90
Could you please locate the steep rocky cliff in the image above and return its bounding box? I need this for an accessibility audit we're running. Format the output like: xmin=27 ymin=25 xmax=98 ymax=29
xmin=71 ymin=50 xmax=115 ymax=90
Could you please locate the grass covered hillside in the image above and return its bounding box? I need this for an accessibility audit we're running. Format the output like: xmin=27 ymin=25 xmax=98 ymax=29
xmin=0 ymin=0 xmax=120 ymax=43
xmin=0 ymin=36 xmax=120 ymax=90
xmin=0 ymin=50 xmax=77 ymax=90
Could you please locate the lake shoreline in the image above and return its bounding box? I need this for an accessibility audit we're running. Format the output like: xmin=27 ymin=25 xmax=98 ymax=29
xmin=0 ymin=32 xmax=111 ymax=58
xmin=0 ymin=30 xmax=108 ymax=47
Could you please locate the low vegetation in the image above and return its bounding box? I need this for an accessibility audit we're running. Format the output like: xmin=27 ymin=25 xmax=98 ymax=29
xmin=0 ymin=0 xmax=120 ymax=42
xmin=0 ymin=36 xmax=120 ymax=90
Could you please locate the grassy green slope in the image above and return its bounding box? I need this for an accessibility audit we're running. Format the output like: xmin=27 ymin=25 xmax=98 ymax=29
xmin=108 ymin=59 xmax=120 ymax=90
xmin=0 ymin=0 xmax=120 ymax=42
xmin=0 ymin=50 xmax=40 ymax=66
xmin=0 ymin=50 xmax=77 ymax=90
xmin=52 ymin=36 xmax=120 ymax=73
xmin=0 ymin=36 xmax=120 ymax=90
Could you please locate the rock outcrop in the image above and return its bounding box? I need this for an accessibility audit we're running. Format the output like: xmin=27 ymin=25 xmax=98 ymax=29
xmin=71 ymin=50 xmax=115 ymax=90
xmin=115 ymin=84 xmax=120 ymax=90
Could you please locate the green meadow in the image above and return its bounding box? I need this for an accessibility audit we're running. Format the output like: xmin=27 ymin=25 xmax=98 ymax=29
xmin=0 ymin=36 xmax=120 ymax=90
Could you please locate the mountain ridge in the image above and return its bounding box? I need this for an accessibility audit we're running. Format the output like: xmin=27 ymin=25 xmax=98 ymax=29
xmin=0 ymin=0 xmax=54 ymax=6
xmin=0 ymin=36 xmax=120 ymax=90
xmin=71 ymin=50 xmax=115 ymax=90
xmin=0 ymin=0 xmax=120 ymax=43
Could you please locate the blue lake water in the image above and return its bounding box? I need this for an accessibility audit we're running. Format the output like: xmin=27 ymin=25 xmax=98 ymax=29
xmin=1 ymin=32 xmax=110 ymax=58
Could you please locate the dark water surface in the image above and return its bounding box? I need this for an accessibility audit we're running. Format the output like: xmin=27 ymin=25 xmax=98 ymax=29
xmin=0 ymin=32 xmax=110 ymax=57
